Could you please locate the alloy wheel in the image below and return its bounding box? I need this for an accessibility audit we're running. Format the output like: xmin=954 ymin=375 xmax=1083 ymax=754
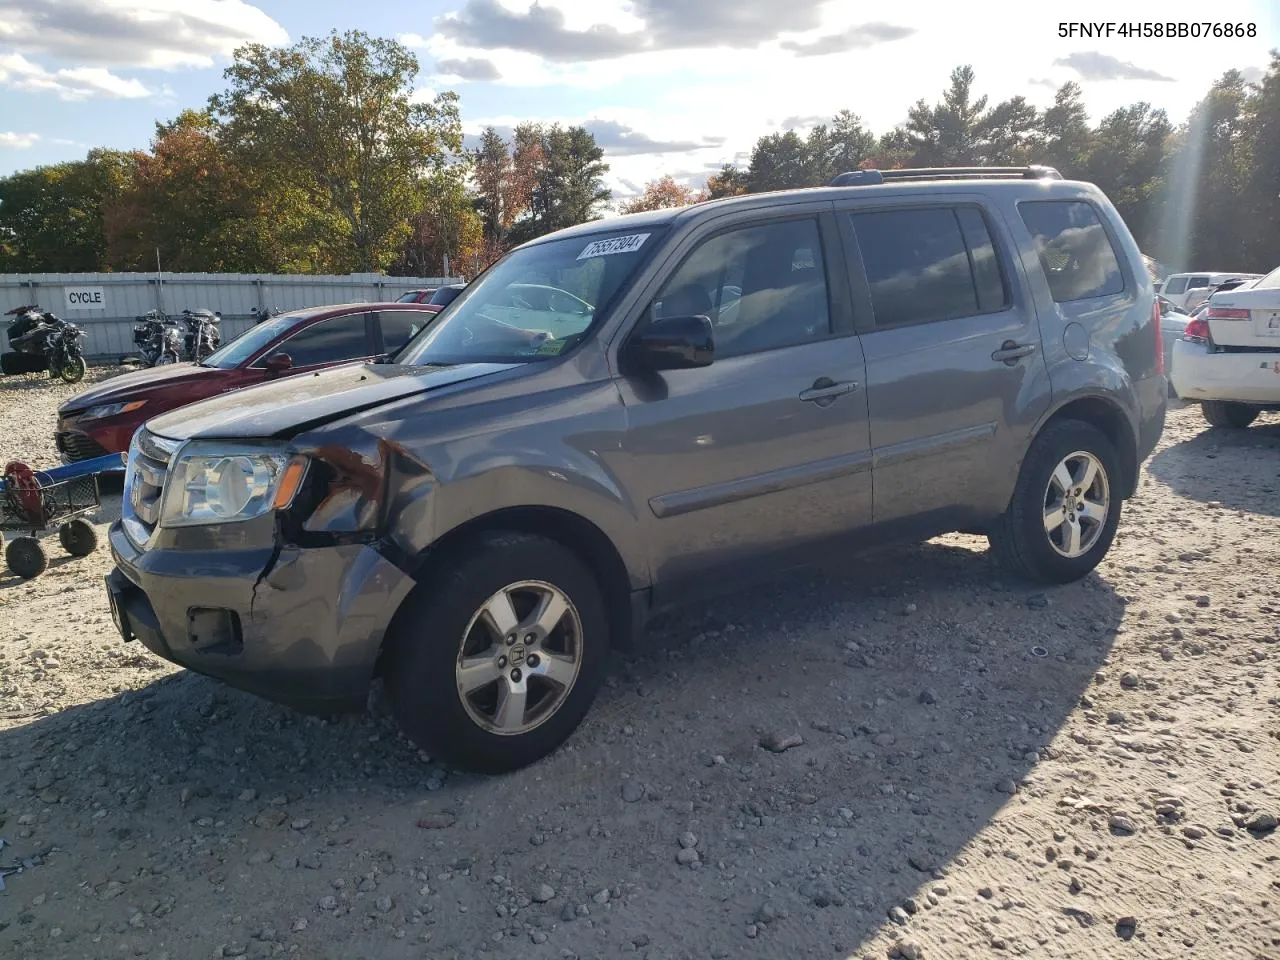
xmin=455 ymin=580 xmax=583 ymax=736
xmin=1042 ymin=450 xmax=1110 ymax=559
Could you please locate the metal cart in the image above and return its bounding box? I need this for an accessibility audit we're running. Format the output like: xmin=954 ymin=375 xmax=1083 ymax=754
xmin=1 ymin=453 xmax=124 ymax=580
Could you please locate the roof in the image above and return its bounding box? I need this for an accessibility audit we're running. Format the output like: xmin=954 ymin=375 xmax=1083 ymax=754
xmin=282 ymin=301 xmax=442 ymax=319
xmin=523 ymin=170 xmax=1103 ymax=249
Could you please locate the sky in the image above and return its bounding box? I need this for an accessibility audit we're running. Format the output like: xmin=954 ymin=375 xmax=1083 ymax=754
xmin=0 ymin=0 xmax=1277 ymax=202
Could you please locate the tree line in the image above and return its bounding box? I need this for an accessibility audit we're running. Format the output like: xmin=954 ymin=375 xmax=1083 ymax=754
xmin=1 ymin=32 xmax=1276 ymax=279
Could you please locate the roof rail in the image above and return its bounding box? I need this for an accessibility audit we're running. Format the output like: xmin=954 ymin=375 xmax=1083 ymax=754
xmin=828 ymin=165 xmax=1063 ymax=187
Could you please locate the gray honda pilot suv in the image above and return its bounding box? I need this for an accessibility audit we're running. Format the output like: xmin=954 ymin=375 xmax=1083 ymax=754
xmin=106 ymin=166 xmax=1166 ymax=773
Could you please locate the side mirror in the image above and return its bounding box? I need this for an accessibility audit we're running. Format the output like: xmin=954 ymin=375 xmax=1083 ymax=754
xmin=624 ymin=315 xmax=714 ymax=373
xmin=263 ymin=352 xmax=293 ymax=374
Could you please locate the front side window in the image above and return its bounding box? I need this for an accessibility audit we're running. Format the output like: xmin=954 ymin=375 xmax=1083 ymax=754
xmin=266 ymin=312 xmax=370 ymax=368
xmin=852 ymin=207 xmax=1006 ymax=327
xmin=649 ymin=218 xmax=831 ymax=359
xmin=399 ymin=229 xmax=665 ymax=365
xmin=1018 ymin=200 xmax=1124 ymax=303
xmin=201 ymin=312 xmax=309 ymax=369
xmin=1163 ymin=276 xmax=1189 ymax=295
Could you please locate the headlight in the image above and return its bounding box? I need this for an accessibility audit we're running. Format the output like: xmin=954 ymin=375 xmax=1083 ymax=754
xmin=83 ymin=400 xmax=146 ymax=420
xmin=159 ymin=443 xmax=308 ymax=527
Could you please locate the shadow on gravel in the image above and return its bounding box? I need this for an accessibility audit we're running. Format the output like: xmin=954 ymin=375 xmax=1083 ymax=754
xmin=0 ymin=539 xmax=1124 ymax=960
xmin=1147 ymin=416 xmax=1280 ymax=517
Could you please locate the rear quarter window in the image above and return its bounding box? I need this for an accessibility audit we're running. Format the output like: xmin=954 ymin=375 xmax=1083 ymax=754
xmin=1018 ymin=200 xmax=1124 ymax=303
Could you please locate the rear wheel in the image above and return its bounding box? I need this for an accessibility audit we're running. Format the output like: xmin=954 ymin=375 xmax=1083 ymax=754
xmin=5 ymin=537 xmax=48 ymax=580
xmin=988 ymin=420 xmax=1122 ymax=584
xmin=1200 ymin=400 xmax=1258 ymax=429
xmin=383 ymin=532 xmax=609 ymax=773
xmin=59 ymin=518 xmax=98 ymax=557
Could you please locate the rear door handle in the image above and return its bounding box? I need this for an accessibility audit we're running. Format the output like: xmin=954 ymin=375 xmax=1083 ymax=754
xmin=799 ymin=379 xmax=858 ymax=404
xmin=992 ymin=340 xmax=1037 ymax=364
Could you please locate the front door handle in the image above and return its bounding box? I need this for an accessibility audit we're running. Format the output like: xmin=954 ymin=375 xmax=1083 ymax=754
xmin=799 ymin=378 xmax=858 ymax=404
xmin=992 ymin=340 xmax=1037 ymax=364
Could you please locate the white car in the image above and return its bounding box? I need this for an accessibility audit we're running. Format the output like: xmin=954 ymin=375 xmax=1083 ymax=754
xmin=1159 ymin=271 xmax=1263 ymax=311
xmin=1171 ymin=265 xmax=1280 ymax=428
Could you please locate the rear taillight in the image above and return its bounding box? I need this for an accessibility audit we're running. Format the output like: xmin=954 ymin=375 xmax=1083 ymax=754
xmin=1184 ymin=318 xmax=1210 ymax=341
xmin=1152 ymin=299 xmax=1163 ymax=375
xmin=1206 ymin=307 xmax=1250 ymax=321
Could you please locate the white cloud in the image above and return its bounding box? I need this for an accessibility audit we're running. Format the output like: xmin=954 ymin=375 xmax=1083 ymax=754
xmin=0 ymin=53 xmax=151 ymax=100
xmin=0 ymin=131 xmax=40 ymax=149
xmin=0 ymin=0 xmax=288 ymax=71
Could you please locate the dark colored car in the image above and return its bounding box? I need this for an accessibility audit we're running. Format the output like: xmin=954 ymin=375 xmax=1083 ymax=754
xmin=395 ymin=289 xmax=436 ymax=304
xmin=106 ymin=166 xmax=1165 ymax=774
xmin=56 ymin=303 xmax=437 ymax=463
xmin=421 ymin=283 xmax=466 ymax=313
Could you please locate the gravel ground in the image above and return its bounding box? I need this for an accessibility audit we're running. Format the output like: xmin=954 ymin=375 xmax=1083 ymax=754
xmin=1 ymin=367 xmax=1278 ymax=960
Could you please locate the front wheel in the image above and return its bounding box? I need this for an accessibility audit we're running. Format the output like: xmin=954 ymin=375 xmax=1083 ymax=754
xmin=383 ymin=532 xmax=609 ymax=773
xmin=58 ymin=354 xmax=87 ymax=384
xmin=1200 ymin=400 xmax=1258 ymax=429
xmin=988 ymin=420 xmax=1123 ymax=585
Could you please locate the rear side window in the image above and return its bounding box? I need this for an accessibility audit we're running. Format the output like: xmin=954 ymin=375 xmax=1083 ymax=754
xmin=851 ymin=207 xmax=1009 ymax=327
xmin=379 ymin=310 xmax=428 ymax=354
xmin=1187 ymin=276 xmax=1210 ymax=289
xmin=1163 ymin=276 xmax=1188 ymax=295
xmin=1018 ymin=200 xmax=1124 ymax=303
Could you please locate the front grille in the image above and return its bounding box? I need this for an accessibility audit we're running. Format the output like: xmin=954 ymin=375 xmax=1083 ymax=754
xmin=57 ymin=431 xmax=110 ymax=462
xmin=122 ymin=429 xmax=180 ymax=546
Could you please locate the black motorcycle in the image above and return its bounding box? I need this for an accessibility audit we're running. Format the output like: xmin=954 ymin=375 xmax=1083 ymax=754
xmin=180 ymin=308 xmax=221 ymax=361
xmin=131 ymin=309 xmax=184 ymax=367
xmin=2 ymin=305 xmax=88 ymax=383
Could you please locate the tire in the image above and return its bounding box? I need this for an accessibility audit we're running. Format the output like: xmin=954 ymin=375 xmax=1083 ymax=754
xmin=383 ymin=532 xmax=609 ymax=774
xmin=59 ymin=355 xmax=87 ymax=384
xmin=5 ymin=537 xmax=49 ymax=580
xmin=988 ymin=419 xmax=1123 ymax=585
xmin=59 ymin=518 xmax=98 ymax=557
xmin=1200 ymin=400 xmax=1258 ymax=429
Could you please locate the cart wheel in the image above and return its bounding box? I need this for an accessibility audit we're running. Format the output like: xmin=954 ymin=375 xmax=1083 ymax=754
xmin=59 ymin=518 xmax=98 ymax=557
xmin=5 ymin=537 xmax=48 ymax=580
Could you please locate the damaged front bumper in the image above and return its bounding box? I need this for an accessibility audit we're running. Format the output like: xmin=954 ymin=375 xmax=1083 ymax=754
xmin=106 ymin=520 xmax=414 ymax=713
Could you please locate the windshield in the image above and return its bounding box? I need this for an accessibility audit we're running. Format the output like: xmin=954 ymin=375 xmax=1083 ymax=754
xmin=200 ymin=313 xmax=304 ymax=369
xmin=398 ymin=228 xmax=666 ymax=365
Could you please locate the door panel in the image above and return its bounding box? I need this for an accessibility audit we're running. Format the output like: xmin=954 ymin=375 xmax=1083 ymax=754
xmin=614 ymin=213 xmax=872 ymax=602
xmin=619 ymin=338 xmax=871 ymax=596
xmin=838 ymin=201 xmax=1052 ymax=530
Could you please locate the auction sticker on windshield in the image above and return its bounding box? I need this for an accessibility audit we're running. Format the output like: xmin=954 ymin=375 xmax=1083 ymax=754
xmin=578 ymin=234 xmax=649 ymax=260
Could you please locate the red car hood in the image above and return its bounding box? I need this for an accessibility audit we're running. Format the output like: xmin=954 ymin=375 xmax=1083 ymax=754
xmin=58 ymin=363 xmax=228 ymax=416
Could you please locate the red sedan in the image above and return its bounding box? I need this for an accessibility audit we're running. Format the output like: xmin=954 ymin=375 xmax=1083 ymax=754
xmin=55 ymin=302 xmax=438 ymax=463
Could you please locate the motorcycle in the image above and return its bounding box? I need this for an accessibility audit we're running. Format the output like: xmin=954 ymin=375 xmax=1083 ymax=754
xmin=131 ymin=310 xmax=184 ymax=367
xmin=180 ymin=308 xmax=221 ymax=362
xmin=2 ymin=305 xmax=88 ymax=383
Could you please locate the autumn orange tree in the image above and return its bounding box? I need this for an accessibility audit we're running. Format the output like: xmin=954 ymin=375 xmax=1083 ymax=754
xmin=104 ymin=110 xmax=283 ymax=272
xmin=620 ymin=175 xmax=704 ymax=213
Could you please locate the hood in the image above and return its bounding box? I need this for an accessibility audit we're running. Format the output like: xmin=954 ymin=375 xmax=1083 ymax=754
xmin=145 ymin=361 xmax=516 ymax=442
xmin=59 ymin=362 xmax=223 ymax=416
